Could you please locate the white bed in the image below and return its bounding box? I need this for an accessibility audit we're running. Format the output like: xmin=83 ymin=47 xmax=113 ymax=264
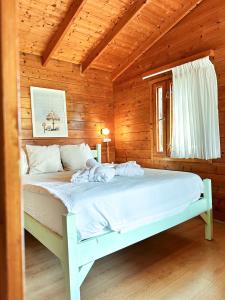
xmin=23 ymin=168 xmax=203 ymax=240
xmin=23 ymin=145 xmax=213 ymax=300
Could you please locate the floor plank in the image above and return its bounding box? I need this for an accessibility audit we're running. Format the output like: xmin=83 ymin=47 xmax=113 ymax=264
xmin=25 ymin=218 xmax=225 ymax=300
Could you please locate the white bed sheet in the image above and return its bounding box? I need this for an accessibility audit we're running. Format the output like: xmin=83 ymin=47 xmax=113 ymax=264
xmin=23 ymin=168 xmax=203 ymax=240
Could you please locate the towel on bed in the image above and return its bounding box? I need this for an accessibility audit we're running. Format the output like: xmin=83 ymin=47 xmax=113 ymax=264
xmin=71 ymin=159 xmax=144 ymax=183
xmin=71 ymin=164 xmax=116 ymax=183
xmin=115 ymin=161 xmax=144 ymax=177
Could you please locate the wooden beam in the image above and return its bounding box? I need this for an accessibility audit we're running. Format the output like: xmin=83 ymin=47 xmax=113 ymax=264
xmin=81 ymin=0 xmax=147 ymax=73
xmin=142 ymin=49 xmax=215 ymax=79
xmin=0 ymin=0 xmax=23 ymax=299
xmin=42 ymin=0 xmax=86 ymax=66
xmin=112 ymin=0 xmax=204 ymax=81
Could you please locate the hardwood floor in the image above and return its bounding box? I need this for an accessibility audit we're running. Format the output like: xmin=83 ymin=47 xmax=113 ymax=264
xmin=25 ymin=218 xmax=225 ymax=300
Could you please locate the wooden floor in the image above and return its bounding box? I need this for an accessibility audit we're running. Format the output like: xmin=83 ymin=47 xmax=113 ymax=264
xmin=25 ymin=218 xmax=225 ymax=300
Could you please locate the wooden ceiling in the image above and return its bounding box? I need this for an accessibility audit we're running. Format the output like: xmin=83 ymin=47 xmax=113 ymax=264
xmin=19 ymin=0 xmax=204 ymax=81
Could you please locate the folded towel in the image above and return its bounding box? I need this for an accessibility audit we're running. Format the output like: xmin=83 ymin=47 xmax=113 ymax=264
xmin=115 ymin=161 xmax=144 ymax=177
xmin=71 ymin=163 xmax=115 ymax=184
xmin=71 ymin=159 xmax=144 ymax=184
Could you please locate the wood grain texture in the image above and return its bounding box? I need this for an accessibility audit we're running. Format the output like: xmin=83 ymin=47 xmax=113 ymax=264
xmin=142 ymin=49 xmax=215 ymax=79
xmin=19 ymin=0 xmax=137 ymax=66
xmin=25 ymin=218 xmax=225 ymax=299
xmin=20 ymin=52 xmax=115 ymax=162
xmin=81 ymin=0 xmax=147 ymax=73
xmin=19 ymin=0 xmax=206 ymax=74
xmin=0 ymin=0 xmax=24 ymax=299
xmin=117 ymin=0 xmax=225 ymax=81
xmin=19 ymin=0 xmax=74 ymax=56
xmin=42 ymin=0 xmax=87 ymax=66
xmin=112 ymin=0 xmax=204 ymax=81
xmin=114 ymin=0 xmax=225 ymax=221
xmin=92 ymin=0 xmax=207 ymax=72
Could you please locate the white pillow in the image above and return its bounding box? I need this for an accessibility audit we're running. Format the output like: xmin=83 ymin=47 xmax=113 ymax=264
xmin=26 ymin=145 xmax=63 ymax=174
xmin=60 ymin=143 xmax=94 ymax=171
xmin=21 ymin=148 xmax=28 ymax=175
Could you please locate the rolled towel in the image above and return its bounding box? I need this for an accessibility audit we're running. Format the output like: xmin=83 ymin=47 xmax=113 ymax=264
xmin=115 ymin=161 xmax=144 ymax=177
xmin=86 ymin=158 xmax=116 ymax=182
xmin=90 ymin=166 xmax=115 ymax=182
xmin=71 ymin=164 xmax=115 ymax=184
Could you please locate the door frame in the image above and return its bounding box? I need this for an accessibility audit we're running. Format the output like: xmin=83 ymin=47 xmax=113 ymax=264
xmin=0 ymin=1 xmax=24 ymax=299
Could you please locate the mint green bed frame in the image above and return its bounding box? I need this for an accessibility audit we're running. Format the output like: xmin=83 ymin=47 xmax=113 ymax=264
xmin=24 ymin=144 xmax=213 ymax=300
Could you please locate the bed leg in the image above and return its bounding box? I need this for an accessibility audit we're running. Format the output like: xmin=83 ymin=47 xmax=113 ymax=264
xmin=62 ymin=213 xmax=80 ymax=300
xmin=202 ymin=179 xmax=213 ymax=241
xmin=204 ymin=209 xmax=213 ymax=241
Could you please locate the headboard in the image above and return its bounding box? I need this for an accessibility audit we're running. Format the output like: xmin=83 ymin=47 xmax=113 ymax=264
xmin=92 ymin=144 xmax=102 ymax=163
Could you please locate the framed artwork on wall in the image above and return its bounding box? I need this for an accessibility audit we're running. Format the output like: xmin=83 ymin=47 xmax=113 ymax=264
xmin=30 ymin=86 xmax=68 ymax=138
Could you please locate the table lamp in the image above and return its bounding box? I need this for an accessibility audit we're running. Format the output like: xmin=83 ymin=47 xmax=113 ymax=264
xmin=101 ymin=128 xmax=111 ymax=162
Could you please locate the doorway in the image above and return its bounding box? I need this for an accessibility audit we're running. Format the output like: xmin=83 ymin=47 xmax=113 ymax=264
xmin=0 ymin=1 xmax=24 ymax=299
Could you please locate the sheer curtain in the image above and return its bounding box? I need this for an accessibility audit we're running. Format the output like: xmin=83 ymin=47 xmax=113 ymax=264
xmin=171 ymin=56 xmax=221 ymax=159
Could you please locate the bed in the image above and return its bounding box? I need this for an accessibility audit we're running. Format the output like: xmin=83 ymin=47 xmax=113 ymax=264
xmin=23 ymin=145 xmax=213 ymax=300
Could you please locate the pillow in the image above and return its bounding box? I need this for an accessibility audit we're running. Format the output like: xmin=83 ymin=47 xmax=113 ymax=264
xmin=26 ymin=145 xmax=63 ymax=174
xmin=60 ymin=143 xmax=94 ymax=171
xmin=21 ymin=148 xmax=28 ymax=175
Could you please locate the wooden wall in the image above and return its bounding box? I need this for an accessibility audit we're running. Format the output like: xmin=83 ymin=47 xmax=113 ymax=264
xmin=19 ymin=53 xmax=115 ymax=162
xmin=117 ymin=0 xmax=225 ymax=82
xmin=114 ymin=0 xmax=225 ymax=221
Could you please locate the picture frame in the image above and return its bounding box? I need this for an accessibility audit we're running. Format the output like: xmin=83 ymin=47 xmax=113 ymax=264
xmin=30 ymin=86 xmax=68 ymax=138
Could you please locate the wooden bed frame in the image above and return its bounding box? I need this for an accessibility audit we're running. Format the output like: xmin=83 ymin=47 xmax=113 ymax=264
xmin=24 ymin=144 xmax=213 ymax=300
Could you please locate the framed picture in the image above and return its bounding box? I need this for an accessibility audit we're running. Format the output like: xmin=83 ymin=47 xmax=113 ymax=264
xmin=30 ymin=86 xmax=68 ymax=138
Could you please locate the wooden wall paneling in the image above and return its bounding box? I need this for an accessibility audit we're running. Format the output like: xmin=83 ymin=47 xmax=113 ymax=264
xmin=20 ymin=52 xmax=115 ymax=162
xmin=142 ymin=49 xmax=215 ymax=79
xmin=19 ymin=0 xmax=209 ymax=73
xmin=18 ymin=0 xmax=74 ymax=56
xmin=92 ymin=0 xmax=191 ymax=72
xmin=52 ymin=0 xmax=142 ymax=66
xmin=0 ymin=0 xmax=24 ymax=299
xmin=114 ymin=0 xmax=225 ymax=221
xmin=111 ymin=0 xmax=204 ymax=81
xmin=81 ymin=0 xmax=147 ymax=73
xmin=42 ymin=0 xmax=87 ymax=66
xmin=114 ymin=76 xmax=152 ymax=164
xmin=117 ymin=0 xmax=225 ymax=82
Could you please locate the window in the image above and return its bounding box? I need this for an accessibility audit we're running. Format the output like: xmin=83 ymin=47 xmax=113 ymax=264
xmin=156 ymin=86 xmax=163 ymax=152
xmin=152 ymin=76 xmax=172 ymax=157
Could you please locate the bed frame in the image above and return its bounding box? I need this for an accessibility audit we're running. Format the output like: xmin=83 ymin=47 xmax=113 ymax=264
xmin=24 ymin=144 xmax=213 ymax=300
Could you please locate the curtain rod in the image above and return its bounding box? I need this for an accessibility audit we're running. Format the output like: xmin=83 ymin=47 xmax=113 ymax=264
xmin=142 ymin=49 xmax=215 ymax=80
xmin=142 ymin=67 xmax=172 ymax=80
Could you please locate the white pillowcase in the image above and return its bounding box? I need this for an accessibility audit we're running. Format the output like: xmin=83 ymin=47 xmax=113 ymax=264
xmin=21 ymin=148 xmax=28 ymax=175
xmin=60 ymin=143 xmax=94 ymax=171
xmin=26 ymin=145 xmax=63 ymax=174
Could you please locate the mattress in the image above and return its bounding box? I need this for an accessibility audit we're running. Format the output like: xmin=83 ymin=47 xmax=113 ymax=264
xmin=23 ymin=168 xmax=203 ymax=240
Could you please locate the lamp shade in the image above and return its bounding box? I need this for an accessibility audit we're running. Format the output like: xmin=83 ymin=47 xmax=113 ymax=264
xmin=101 ymin=128 xmax=110 ymax=136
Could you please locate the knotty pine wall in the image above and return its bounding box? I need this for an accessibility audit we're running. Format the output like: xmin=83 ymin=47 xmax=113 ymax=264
xmin=114 ymin=0 xmax=225 ymax=221
xmin=19 ymin=53 xmax=115 ymax=162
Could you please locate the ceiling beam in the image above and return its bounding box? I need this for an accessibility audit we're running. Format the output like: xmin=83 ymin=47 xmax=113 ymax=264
xmin=112 ymin=0 xmax=204 ymax=81
xmin=42 ymin=0 xmax=86 ymax=66
xmin=81 ymin=0 xmax=147 ymax=73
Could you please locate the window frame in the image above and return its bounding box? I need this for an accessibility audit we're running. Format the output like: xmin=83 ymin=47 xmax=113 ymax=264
xmin=151 ymin=74 xmax=172 ymax=158
xmin=149 ymin=73 xmax=213 ymax=163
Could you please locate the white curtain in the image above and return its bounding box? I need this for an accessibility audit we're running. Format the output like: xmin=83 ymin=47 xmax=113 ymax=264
xmin=171 ymin=56 xmax=221 ymax=159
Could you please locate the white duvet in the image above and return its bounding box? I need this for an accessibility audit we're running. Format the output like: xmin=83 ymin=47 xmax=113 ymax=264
xmin=23 ymin=168 xmax=203 ymax=240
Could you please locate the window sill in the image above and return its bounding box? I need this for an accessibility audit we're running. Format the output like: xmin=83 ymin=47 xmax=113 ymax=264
xmin=153 ymin=155 xmax=213 ymax=164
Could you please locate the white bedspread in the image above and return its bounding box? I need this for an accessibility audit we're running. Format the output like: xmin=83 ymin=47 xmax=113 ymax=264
xmin=23 ymin=168 xmax=203 ymax=240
